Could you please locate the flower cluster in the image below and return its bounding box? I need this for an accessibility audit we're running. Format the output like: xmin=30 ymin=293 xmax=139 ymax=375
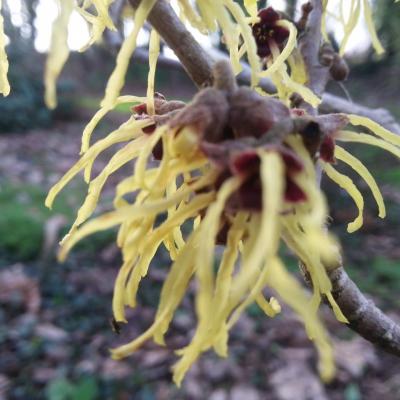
xmin=252 ymin=7 xmax=290 ymax=58
xmin=0 ymin=0 xmax=399 ymax=389
xmin=46 ymin=52 xmax=400 ymax=383
xmin=41 ymin=62 xmax=333 ymax=383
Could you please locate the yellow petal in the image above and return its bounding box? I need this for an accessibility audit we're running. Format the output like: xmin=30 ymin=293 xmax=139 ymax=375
xmin=44 ymin=0 xmax=74 ymax=109
xmin=0 ymin=0 xmax=10 ymax=96
xmin=322 ymin=162 xmax=364 ymax=233
xmin=335 ymin=145 xmax=385 ymax=218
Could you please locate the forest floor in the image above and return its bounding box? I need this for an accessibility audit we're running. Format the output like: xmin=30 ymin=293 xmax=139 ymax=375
xmin=0 ymin=109 xmax=400 ymax=400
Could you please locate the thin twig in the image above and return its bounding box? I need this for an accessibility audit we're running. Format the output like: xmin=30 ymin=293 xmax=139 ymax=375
xmin=329 ymin=267 xmax=400 ymax=356
xmin=129 ymin=0 xmax=213 ymax=88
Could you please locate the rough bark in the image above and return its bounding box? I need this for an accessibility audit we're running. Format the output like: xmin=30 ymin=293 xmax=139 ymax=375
xmin=329 ymin=267 xmax=400 ymax=356
xmin=129 ymin=0 xmax=213 ymax=88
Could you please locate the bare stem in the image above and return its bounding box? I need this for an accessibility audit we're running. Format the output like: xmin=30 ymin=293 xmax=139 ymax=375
xmin=129 ymin=0 xmax=213 ymax=88
xmin=329 ymin=267 xmax=400 ymax=356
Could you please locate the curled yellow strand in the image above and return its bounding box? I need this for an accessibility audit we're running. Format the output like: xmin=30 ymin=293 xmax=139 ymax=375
xmin=259 ymin=20 xmax=297 ymax=79
xmin=196 ymin=0 xmax=218 ymax=32
xmin=111 ymin=229 xmax=201 ymax=361
xmin=337 ymin=130 xmax=400 ymax=159
xmin=44 ymin=0 xmax=74 ymax=109
xmin=121 ymin=193 xmax=215 ymax=319
xmin=243 ymin=0 xmax=258 ymax=18
xmin=101 ymin=0 xmax=157 ymax=108
xmin=229 ymin=151 xmax=284 ymax=306
xmin=146 ymin=29 xmax=160 ymax=115
xmin=362 ymin=0 xmax=385 ymax=55
xmin=0 ymin=0 xmax=10 ymax=96
xmin=196 ymin=177 xmax=241 ymax=319
xmin=45 ymin=119 xmax=148 ymax=209
xmin=266 ymin=257 xmax=335 ymax=382
xmin=335 ymin=145 xmax=386 ymax=218
xmin=177 ymin=0 xmax=208 ymax=34
xmin=172 ymin=178 xmax=241 ymax=386
xmin=212 ymin=3 xmax=242 ymax=74
xmin=223 ymin=0 xmax=260 ymax=87
xmin=76 ymin=0 xmax=116 ymax=52
xmin=347 ymin=114 xmax=400 ymax=147
xmin=322 ymin=162 xmax=364 ymax=233
xmin=339 ymin=0 xmax=361 ymax=56
xmin=255 ymin=294 xmax=281 ymax=318
xmin=81 ymin=95 xmax=147 ymax=155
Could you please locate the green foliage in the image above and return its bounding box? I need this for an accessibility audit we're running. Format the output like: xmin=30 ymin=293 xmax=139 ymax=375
xmin=0 ymin=200 xmax=43 ymax=261
xmin=376 ymin=0 xmax=400 ymax=66
xmin=376 ymin=167 xmax=400 ymax=189
xmin=347 ymin=257 xmax=400 ymax=305
xmin=0 ymin=183 xmax=73 ymax=261
xmin=78 ymin=96 xmax=138 ymax=114
xmin=344 ymin=383 xmax=362 ymax=400
xmin=0 ymin=181 xmax=121 ymax=262
xmin=45 ymin=376 xmax=99 ymax=400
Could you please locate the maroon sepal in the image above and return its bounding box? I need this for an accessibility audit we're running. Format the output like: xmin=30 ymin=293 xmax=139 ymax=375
xmin=132 ymin=103 xmax=147 ymax=115
xmin=252 ymin=7 xmax=290 ymax=58
xmin=285 ymin=177 xmax=307 ymax=202
xmin=319 ymin=135 xmax=336 ymax=163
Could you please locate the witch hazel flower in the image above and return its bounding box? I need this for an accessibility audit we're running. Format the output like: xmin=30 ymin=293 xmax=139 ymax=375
xmin=45 ymin=61 xmax=350 ymax=384
xmin=252 ymin=7 xmax=290 ymax=58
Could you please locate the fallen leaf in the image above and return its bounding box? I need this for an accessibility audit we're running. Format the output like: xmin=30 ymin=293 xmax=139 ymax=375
xmin=334 ymin=337 xmax=378 ymax=379
xmin=0 ymin=264 xmax=40 ymax=314
xmin=35 ymin=323 xmax=68 ymax=342
xmin=270 ymin=362 xmax=328 ymax=400
xmin=230 ymin=385 xmax=261 ymax=400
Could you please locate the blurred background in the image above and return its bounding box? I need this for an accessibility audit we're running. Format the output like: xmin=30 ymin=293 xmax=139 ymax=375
xmin=0 ymin=0 xmax=399 ymax=399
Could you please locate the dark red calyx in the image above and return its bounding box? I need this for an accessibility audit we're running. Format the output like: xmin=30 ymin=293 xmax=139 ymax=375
xmin=252 ymin=7 xmax=290 ymax=58
xmin=227 ymin=174 xmax=263 ymax=212
xmin=285 ymin=177 xmax=307 ymax=202
xmin=132 ymin=103 xmax=147 ymax=115
xmin=208 ymin=143 xmax=307 ymax=212
xmin=230 ymin=150 xmax=260 ymax=177
xmin=152 ymin=139 xmax=163 ymax=160
xmin=319 ymin=135 xmax=336 ymax=163
xmin=279 ymin=146 xmax=304 ymax=173
xmin=143 ymin=124 xmax=156 ymax=134
xmin=133 ymin=113 xmax=156 ymax=135
xmin=291 ymin=108 xmax=306 ymax=117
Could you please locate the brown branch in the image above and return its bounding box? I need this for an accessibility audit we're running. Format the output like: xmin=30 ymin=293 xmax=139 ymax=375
xmin=128 ymin=0 xmax=400 ymax=357
xmin=299 ymin=0 xmax=329 ymax=100
xmin=321 ymin=93 xmax=400 ymax=134
xmin=329 ymin=267 xmax=400 ymax=356
xmin=128 ymin=0 xmax=213 ymax=88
